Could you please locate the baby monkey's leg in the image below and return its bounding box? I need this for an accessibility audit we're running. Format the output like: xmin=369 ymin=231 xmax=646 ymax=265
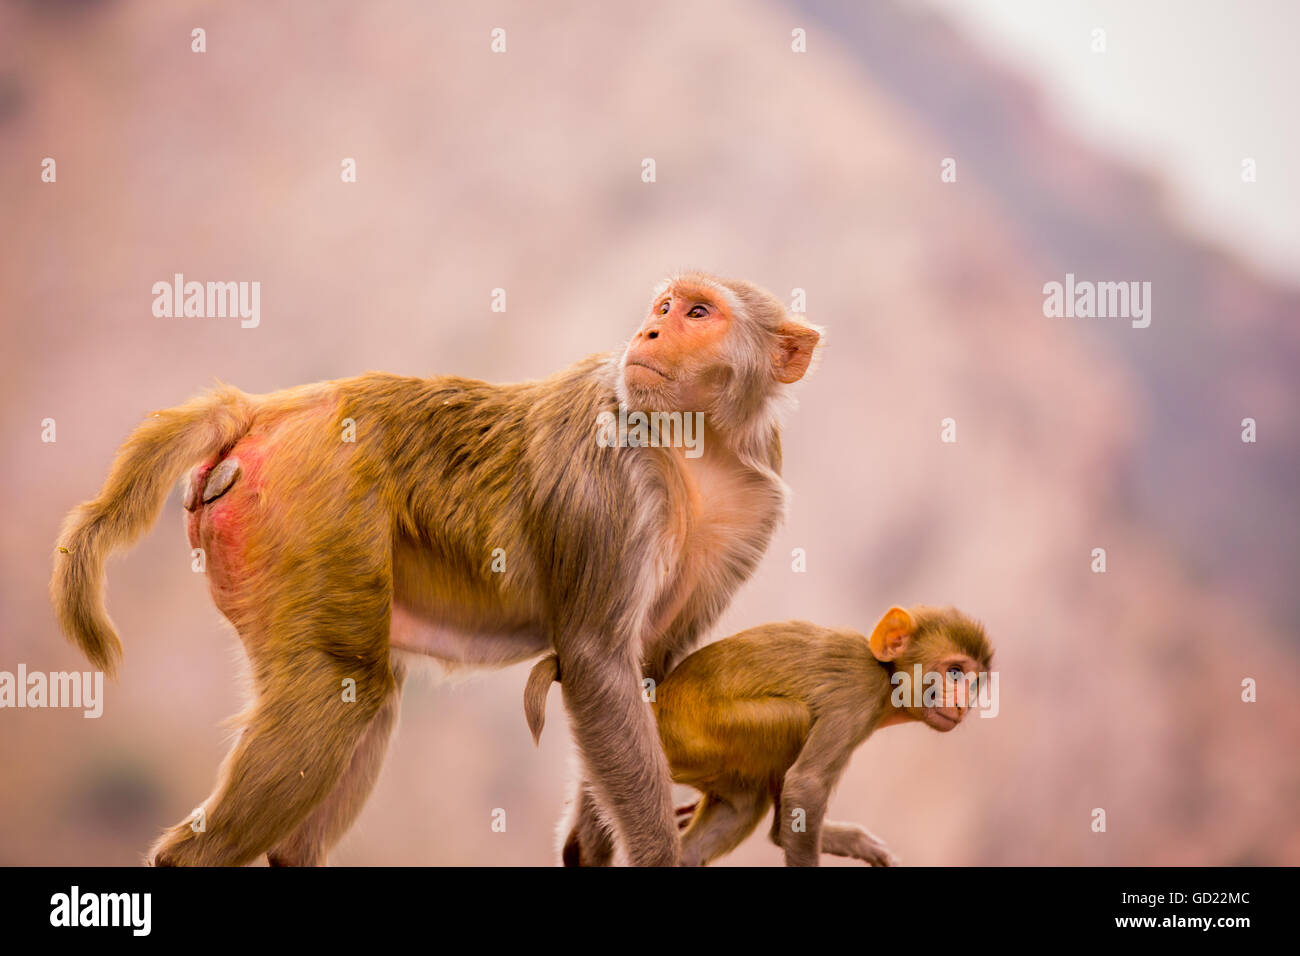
xmin=679 ymin=791 xmax=770 ymax=866
xmin=675 ymin=801 xmax=699 ymax=829
xmin=820 ymin=821 xmax=898 ymax=866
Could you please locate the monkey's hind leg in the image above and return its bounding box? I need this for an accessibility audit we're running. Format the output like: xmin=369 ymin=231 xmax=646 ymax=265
xmin=267 ymin=662 xmax=406 ymax=866
xmin=150 ymin=509 xmax=396 ymax=869
xmin=560 ymin=784 xmax=618 ymax=867
xmin=679 ymin=791 xmax=769 ymax=866
xmin=820 ymin=821 xmax=898 ymax=866
xmin=149 ymin=639 xmax=395 ymax=867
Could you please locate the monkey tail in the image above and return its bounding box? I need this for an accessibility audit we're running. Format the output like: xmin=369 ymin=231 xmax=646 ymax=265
xmin=524 ymin=654 xmax=560 ymax=745
xmin=50 ymin=385 xmax=255 ymax=677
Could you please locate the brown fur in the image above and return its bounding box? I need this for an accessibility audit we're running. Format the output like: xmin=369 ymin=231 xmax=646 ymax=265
xmin=51 ymin=273 xmax=821 ymax=866
xmin=526 ymin=606 xmax=993 ymax=866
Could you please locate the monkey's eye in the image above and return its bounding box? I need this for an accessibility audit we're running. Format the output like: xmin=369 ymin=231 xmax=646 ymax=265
xmin=659 ymin=300 xmax=670 ymax=315
xmin=687 ymin=305 xmax=708 ymax=318
xmin=946 ymin=666 xmax=964 ymax=681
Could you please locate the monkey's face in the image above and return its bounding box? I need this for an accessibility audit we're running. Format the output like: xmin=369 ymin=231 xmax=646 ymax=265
xmin=914 ymin=653 xmax=983 ymax=732
xmin=620 ymin=279 xmax=737 ymax=413
xmin=870 ymin=605 xmax=994 ymax=733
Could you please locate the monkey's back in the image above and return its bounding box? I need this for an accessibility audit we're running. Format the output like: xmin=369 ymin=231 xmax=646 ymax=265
xmin=333 ymin=357 xmax=632 ymax=635
xmin=653 ymin=622 xmax=880 ymax=791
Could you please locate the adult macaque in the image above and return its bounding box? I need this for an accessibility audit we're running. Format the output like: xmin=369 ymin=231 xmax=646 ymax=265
xmin=51 ymin=272 xmax=820 ymax=866
xmin=526 ymin=606 xmax=993 ymax=866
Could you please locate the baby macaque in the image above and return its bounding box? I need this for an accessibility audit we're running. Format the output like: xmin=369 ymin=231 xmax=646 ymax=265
xmin=526 ymin=605 xmax=993 ymax=866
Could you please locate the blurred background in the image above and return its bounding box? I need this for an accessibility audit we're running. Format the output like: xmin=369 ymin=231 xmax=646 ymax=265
xmin=1 ymin=0 xmax=1297 ymax=866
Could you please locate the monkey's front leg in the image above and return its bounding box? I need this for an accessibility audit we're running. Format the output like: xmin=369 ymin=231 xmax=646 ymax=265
xmin=562 ymin=795 xmax=694 ymax=865
xmin=560 ymin=785 xmax=617 ymax=867
xmin=773 ymin=723 xmax=853 ymax=867
xmin=774 ymin=771 xmax=829 ymax=866
xmin=558 ymin=642 xmax=679 ymax=866
xmin=821 ymin=821 xmax=898 ymax=866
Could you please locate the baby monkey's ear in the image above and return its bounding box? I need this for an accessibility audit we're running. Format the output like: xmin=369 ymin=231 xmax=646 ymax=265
xmin=868 ymin=606 xmax=916 ymax=661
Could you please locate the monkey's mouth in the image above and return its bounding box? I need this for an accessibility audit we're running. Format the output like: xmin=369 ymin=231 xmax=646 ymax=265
xmin=926 ymin=710 xmax=960 ymax=730
xmin=626 ymin=360 xmax=671 ymax=381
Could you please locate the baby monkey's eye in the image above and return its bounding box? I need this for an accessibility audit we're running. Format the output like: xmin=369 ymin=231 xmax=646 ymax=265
xmin=687 ymin=305 xmax=708 ymax=318
xmin=659 ymin=300 xmax=670 ymax=315
xmin=946 ymin=666 xmax=964 ymax=680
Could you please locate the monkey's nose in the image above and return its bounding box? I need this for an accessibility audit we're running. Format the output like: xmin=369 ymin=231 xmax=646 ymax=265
xmin=647 ymin=330 xmax=659 ymax=340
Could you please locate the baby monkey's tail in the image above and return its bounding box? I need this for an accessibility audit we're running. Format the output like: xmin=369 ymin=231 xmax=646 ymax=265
xmin=524 ymin=654 xmax=560 ymax=745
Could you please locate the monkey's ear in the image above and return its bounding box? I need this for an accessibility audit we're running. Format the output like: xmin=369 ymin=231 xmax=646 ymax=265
xmin=772 ymin=322 xmax=821 ymax=384
xmin=868 ymin=606 xmax=915 ymax=661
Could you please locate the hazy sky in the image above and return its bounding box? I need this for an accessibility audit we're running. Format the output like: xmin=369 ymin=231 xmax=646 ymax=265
xmin=922 ymin=0 xmax=1299 ymax=284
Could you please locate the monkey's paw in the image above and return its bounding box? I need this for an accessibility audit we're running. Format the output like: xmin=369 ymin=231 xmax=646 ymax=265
xmin=845 ymin=827 xmax=898 ymax=867
xmin=861 ymin=842 xmax=899 ymax=867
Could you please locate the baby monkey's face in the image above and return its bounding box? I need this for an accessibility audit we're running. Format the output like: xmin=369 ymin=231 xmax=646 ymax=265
xmin=867 ymin=605 xmax=995 ymax=732
xmin=915 ymin=650 xmax=986 ymax=732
